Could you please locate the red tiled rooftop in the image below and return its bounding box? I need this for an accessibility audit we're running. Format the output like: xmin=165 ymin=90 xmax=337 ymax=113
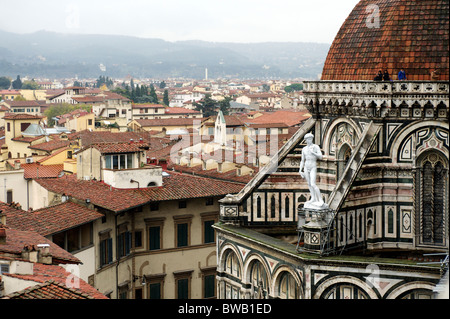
xmin=28 ymin=139 xmax=71 ymax=152
xmin=0 ymin=227 xmax=80 ymax=264
xmin=22 ymin=163 xmax=64 ymax=179
xmin=3 ymin=113 xmax=44 ymax=120
xmin=132 ymin=103 xmax=166 ymax=109
xmin=321 ymin=0 xmax=449 ymax=81
xmin=165 ymin=107 xmax=201 ymax=114
xmin=69 ymin=130 xmax=153 ymax=146
xmin=34 ymin=172 xmax=244 ymax=213
xmin=88 ymin=141 xmax=150 ymax=154
xmin=2 ymin=201 xmax=102 ymax=237
xmin=245 ymin=110 xmax=311 ymax=127
xmin=4 ymin=100 xmax=41 ymax=107
xmin=3 ymin=280 xmax=96 ymax=299
xmin=134 ymin=117 xmax=204 ymax=127
xmin=2 ymin=263 xmax=108 ymax=299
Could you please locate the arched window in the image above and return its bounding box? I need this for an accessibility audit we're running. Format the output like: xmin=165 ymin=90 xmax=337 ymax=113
xmin=387 ymin=209 xmax=394 ymax=234
xmin=270 ymin=195 xmax=276 ymax=218
xmin=284 ymin=196 xmax=290 ymax=218
xmin=399 ymin=289 xmax=434 ymax=299
xmin=415 ymin=151 xmax=448 ymax=245
xmin=297 ymin=194 xmax=307 ymax=211
xmin=256 ymin=196 xmax=262 ymax=218
xmin=277 ymin=272 xmax=298 ymax=299
xmin=250 ymin=260 xmax=269 ymax=299
xmin=340 ymin=216 xmax=344 ymax=242
xmin=225 ymin=250 xmax=241 ymax=278
xmin=358 ymin=213 xmax=363 ymax=238
xmin=349 ymin=214 xmax=354 ymax=239
xmin=322 ymin=283 xmax=370 ymax=299
xmin=337 ymin=144 xmax=352 ymax=181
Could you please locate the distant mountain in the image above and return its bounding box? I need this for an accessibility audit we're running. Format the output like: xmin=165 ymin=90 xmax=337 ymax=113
xmin=0 ymin=30 xmax=330 ymax=80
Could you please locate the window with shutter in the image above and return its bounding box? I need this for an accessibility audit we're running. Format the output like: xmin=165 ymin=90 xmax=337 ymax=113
xmin=415 ymin=151 xmax=448 ymax=246
xmin=149 ymin=226 xmax=161 ymax=250
xmin=177 ymin=223 xmax=188 ymax=247
xmin=177 ymin=278 xmax=189 ymax=299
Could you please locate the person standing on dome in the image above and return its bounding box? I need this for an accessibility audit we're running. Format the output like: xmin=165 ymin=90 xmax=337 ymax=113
xmin=383 ymin=69 xmax=391 ymax=81
xmin=398 ymin=69 xmax=406 ymax=80
xmin=374 ymin=70 xmax=383 ymax=81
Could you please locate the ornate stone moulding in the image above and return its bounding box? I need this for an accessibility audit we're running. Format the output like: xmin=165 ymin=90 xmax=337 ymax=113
xmin=303 ymin=80 xmax=449 ymax=119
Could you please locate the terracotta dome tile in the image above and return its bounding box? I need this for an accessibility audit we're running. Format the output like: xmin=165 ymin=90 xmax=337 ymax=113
xmin=321 ymin=0 xmax=449 ymax=81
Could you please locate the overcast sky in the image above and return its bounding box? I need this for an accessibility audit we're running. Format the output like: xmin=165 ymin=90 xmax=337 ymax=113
xmin=0 ymin=0 xmax=360 ymax=44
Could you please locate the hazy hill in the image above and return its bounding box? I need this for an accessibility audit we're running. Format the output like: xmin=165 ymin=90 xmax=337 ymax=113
xmin=0 ymin=30 xmax=330 ymax=79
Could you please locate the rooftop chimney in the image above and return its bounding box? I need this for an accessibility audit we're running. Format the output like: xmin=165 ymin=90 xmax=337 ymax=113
xmin=0 ymin=211 xmax=6 ymax=226
xmin=0 ymin=227 xmax=6 ymax=245
xmin=37 ymin=244 xmax=52 ymax=265
xmin=0 ymin=211 xmax=6 ymax=244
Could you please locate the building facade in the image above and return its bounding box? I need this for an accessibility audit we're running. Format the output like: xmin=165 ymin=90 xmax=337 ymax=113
xmin=215 ymin=0 xmax=449 ymax=299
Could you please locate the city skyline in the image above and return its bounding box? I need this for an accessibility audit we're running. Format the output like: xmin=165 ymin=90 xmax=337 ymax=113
xmin=0 ymin=0 xmax=360 ymax=44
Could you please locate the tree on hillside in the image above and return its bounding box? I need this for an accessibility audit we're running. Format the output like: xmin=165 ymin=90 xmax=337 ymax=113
xmin=12 ymin=75 xmax=22 ymax=89
xmin=44 ymin=103 xmax=92 ymax=127
xmin=163 ymin=89 xmax=170 ymax=106
xmin=149 ymin=84 xmax=158 ymax=103
xmin=194 ymin=94 xmax=218 ymax=117
xmin=95 ymin=76 xmax=113 ymax=89
xmin=284 ymin=83 xmax=303 ymax=93
xmin=0 ymin=76 xmax=11 ymax=89
xmin=22 ymin=80 xmax=40 ymax=90
xmin=219 ymin=97 xmax=232 ymax=115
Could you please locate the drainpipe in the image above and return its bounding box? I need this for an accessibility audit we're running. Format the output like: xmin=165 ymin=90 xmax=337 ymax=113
xmin=26 ymin=179 xmax=29 ymax=210
xmin=115 ymin=213 xmax=119 ymax=299
xmin=130 ymin=179 xmax=139 ymax=189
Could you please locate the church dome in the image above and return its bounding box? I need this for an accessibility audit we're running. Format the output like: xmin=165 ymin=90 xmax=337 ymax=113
xmin=321 ymin=0 xmax=449 ymax=81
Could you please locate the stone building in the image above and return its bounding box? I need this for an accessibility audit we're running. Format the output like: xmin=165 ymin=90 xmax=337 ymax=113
xmin=214 ymin=0 xmax=449 ymax=299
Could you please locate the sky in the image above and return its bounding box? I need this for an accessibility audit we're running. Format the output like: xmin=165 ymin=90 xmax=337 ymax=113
xmin=0 ymin=0 xmax=360 ymax=44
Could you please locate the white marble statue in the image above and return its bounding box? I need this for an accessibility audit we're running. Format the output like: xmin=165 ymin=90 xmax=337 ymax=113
xmin=299 ymin=133 xmax=328 ymax=210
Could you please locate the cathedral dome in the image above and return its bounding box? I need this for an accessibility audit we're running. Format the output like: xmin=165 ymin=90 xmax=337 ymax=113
xmin=321 ymin=0 xmax=449 ymax=81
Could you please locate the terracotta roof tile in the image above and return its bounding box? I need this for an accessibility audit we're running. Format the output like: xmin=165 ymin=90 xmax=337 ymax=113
xmin=22 ymin=163 xmax=64 ymax=179
xmin=245 ymin=110 xmax=311 ymax=127
xmin=3 ymin=113 xmax=44 ymax=120
xmin=89 ymin=141 xmax=150 ymax=154
xmin=134 ymin=117 xmax=205 ymax=127
xmin=165 ymin=107 xmax=201 ymax=114
xmin=69 ymin=130 xmax=153 ymax=146
xmin=322 ymin=0 xmax=449 ymax=80
xmin=0 ymin=225 xmax=80 ymax=264
xmin=2 ymin=264 xmax=108 ymax=299
xmin=3 ymin=280 xmax=95 ymax=299
xmin=34 ymin=172 xmax=244 ymax=213
xmin=2 ymin=200 xmax=102 ymax=237
xmin=28 ymin=139 xmax=71 ymax=152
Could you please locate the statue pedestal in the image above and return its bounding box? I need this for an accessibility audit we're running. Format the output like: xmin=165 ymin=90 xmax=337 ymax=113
xmin=297 ymin=208 xmax=335 ymax=254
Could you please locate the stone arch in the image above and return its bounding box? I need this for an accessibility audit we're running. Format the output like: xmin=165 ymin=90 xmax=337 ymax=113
xmin=322 ymin=117 xmax=362 ymax=157
xmin=313 ymin=275 xmax=378 ymax=299
xmin=218 ymin=243 xmax=244 ymax=276
xmin=138 ymin=260 xmax=151 ymax=279
xmin=390 ymin=121 xmax=449 ymax=163
xmin=385 ymin=281 xmax=436 ymax=299
xmin=243 ymin=253 xmax=272 ymax=298
xmin=414 ymin=149 xmax=448 ymax=246
xmin=337 ymin=142 xmax=352 ymax=181
xmin=205 ymin=250 xmax=216 ymax=268
xmin=271 ymin=265 xmax=304 ymax=299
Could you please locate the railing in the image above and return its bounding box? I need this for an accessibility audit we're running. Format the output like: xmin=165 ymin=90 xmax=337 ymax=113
xmin=303 ymin=80 xmax=449 ymax=119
